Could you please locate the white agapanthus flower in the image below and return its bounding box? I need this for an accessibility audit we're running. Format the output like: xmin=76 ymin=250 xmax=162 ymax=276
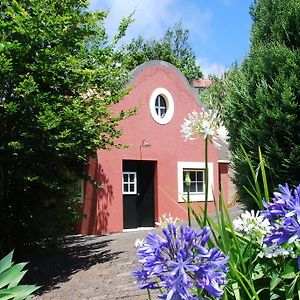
xmin=155 ymin=213 xmax=181 ymax=229
xmin=134 ymin=238 xmax=145 ymax=248
xmin=180 ymin=108 xmax=229 ymax=149
xmin=233 ymin=210 xmax=271 ymax=243
xmin=258 ymin=243 xmax=296 ymax=259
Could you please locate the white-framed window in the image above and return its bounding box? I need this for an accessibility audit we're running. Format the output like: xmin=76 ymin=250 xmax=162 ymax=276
xmin=122 ymin=172 xmax=137 ymax=194
xmin=149 ymin=87 xmax=174 ymax=124
xmin=177 ymin=162 xmax=214 ymax=202
xmin=183 ymin=169 xmax=204 ymax=193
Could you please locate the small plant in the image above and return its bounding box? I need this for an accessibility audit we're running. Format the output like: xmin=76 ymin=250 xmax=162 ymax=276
xmin=0 ymin=251 xmax=39 ymax=299
xmin=155 ymin=213 xmax=181 ymax=228
xmin=198 ymin=148 xmax=300 ymax=299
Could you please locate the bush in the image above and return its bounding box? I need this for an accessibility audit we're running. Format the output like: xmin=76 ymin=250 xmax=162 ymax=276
xmin=219 ymin=0 xmax=300 ymax=208
xmin=0 ymin=251 xmax=39 ymax=299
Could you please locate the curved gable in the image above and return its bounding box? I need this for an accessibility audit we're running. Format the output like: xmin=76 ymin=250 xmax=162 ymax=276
xmin=131 ymin=60 xmax=202 ymax=108
xmin=109 ymin=60 xmax=208 ymax=154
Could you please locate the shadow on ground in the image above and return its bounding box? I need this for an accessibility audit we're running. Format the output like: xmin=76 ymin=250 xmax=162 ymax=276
xmin=21 ymin=235 xmax=123 ymax=294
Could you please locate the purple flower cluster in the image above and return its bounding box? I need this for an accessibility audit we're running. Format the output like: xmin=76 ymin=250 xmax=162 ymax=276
xmin=262 ymin=183 xmax=300 ymax=246
xmin=132 ymin=224 xmax=228 ymax=299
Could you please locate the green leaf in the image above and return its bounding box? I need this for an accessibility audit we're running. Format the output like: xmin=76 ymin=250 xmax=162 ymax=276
xmin=0 ymin=252 xmax=13 ymax=274
xmin=0 ymin=285 xmax=39 ymax=300
xmin=252 ymin=263 xmax=264 ymax=280
xmin=0 ymin=263 xmax=27 ymax=289
xmin=282 ymin=265 xmax=296 ymax=279
xmin=241 ymin=145 xmax=264 ymax=210
xmin=270 ymin=276 xmax=281 ymax=291
xmin=232 ymin=282 xmax=241 ymax=300
xmin=0 ymin=290 xmax=14 ymax=300
xmin=258 ymin=146 xmax=269 ymax=202
xmin=270 ymin=293 xmax=281 ymax=300
xmin=285 ymin=272 xmax=300 ymax=299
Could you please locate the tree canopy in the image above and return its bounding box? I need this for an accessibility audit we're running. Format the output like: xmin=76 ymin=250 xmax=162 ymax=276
xmin=0 ymin=0 xmax=134 ymax=247
xmin=205 ymin=0 xmax=300 ymax=207
xmin=122 ymin=21 xmax=203 ymax=81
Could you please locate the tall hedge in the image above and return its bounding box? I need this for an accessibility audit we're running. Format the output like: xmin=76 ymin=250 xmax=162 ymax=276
xmin=222 ymin=0 xmax=300 ymax=207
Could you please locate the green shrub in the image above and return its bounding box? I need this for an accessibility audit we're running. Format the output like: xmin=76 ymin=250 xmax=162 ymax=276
xmin=0 ymin=251 xmax=39 ymax=299
xmin=219 ymin=0 xmax=300 ymax=208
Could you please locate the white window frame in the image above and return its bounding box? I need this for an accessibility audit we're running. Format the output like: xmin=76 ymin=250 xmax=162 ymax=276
xmin=177 ymin=162 xmax=214 ymax=202
xmin=149 ymin=87 xmax=174 ymax=125
xmin=122 ymin=171 xmax=137 ymax=195
xmin=183 ymin=169 xmax=204 ymax=194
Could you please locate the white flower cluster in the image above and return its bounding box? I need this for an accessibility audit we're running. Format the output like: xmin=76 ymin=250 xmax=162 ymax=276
xmin=180 ymin=108 xmax=229 ymax=149
xmin=134 ymin=215 xmax=181 ymax=248
xmin=258 ymin=243 xmax=296 ymax=259
xmin=233 ymin=210 xmax=271 ymax=243
xmin=134 ymin=238 xmax=145 ymax=248
xmin=155 ymin=213 xmax=181 ymax=229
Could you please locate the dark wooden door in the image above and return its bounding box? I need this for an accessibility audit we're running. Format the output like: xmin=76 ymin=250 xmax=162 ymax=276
xmin=122 ymin=160 xmax=155 ymax=229
xmin=137 ymin=161 xmax=154 ymax=227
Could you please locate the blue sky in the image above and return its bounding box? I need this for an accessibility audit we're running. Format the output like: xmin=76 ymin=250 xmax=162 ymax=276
xmin=89 ymin=0 xmax=253 ymax=77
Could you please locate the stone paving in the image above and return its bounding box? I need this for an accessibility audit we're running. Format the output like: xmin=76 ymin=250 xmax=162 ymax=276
xmin=25 ymin=229 xmax=158 ymax=300
xmin=24 ymin=203 xmax=245 ymax=300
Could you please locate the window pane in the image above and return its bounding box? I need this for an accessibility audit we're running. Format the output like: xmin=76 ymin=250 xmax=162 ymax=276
xmin=189 ymin=171 xmax=196 ymax=181
xmin=190 ymin=182 xmax=196 ymax=193
xmin=155 ymin=95 xmax=167 ymax=118
xmin=183 ymin=183 xmax=188 ymax=193
xmin=197 ymin=171 xmax=203 ymax=181
xmin=129 ymin=173 xmax=135 ymax=182
xmin=123 ymin=173 xmax=128 ymax=182
xmin=130 ymin=184 xmax=135 ymax=192
xmin=155 ymin=96 xmax=159 ymax=107
xmin=197 ymin=182 xmax=204 ymax=192
xmin=123 ymin=184 xmax=128 ymax=192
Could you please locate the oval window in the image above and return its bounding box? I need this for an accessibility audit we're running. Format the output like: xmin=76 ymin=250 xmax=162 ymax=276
xmin=155 ymin=95 xmax=167 ymax=118
xmin=149 ymin=88 xmax=174 ymax=124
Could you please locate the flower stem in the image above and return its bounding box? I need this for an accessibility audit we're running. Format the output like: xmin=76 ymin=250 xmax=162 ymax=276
xmin=147 ymin=288 xmax=152 ymax=300
xmin=204 ymin=137 xmax=208 ymax=225
xmin=187 ymin=187 xmax=191 ymax=227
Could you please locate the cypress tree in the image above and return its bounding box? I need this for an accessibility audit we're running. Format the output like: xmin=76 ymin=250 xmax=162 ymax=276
xmin=223 ymin=0 xmax=300 ymax=207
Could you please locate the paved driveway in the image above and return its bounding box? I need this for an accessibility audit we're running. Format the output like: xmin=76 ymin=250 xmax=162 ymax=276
xmin=25 ymin=230 xmax=151 ymax=300
xmin=24 ymin=203 xmax=244 ymax=299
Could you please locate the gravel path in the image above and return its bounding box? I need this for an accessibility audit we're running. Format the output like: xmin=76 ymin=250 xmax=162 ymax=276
xmin=23 ymin=203 xmax=245 ymax=300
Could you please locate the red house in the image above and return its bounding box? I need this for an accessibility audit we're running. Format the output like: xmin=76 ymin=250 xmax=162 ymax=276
xmin=78 ymin=60 xmax=229 ymax=235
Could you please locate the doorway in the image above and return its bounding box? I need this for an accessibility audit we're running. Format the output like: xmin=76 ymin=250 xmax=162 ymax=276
xmin=122 ymin=160 xmax=155 ymax=229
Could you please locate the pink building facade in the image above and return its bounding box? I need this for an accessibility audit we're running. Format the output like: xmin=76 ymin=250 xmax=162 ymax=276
xmin=78 ymin=61 xmax=229 ymax=235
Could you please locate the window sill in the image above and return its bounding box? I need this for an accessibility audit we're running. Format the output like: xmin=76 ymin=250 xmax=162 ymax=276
xmin=178 ymin=198 xmax=213 ymax=203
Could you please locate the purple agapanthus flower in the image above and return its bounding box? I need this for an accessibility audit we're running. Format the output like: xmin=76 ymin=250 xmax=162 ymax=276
xmin=132 ymin=224 xmax=228 ymax=299
xmin=262 ymin=184 xmax=300 ymax=246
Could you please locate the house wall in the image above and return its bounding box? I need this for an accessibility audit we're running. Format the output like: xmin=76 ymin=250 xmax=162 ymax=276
xmin=79 ymin=61 xmax=226 ymax=235
xmin=218 ymin=162 xmax=230 ymax=204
